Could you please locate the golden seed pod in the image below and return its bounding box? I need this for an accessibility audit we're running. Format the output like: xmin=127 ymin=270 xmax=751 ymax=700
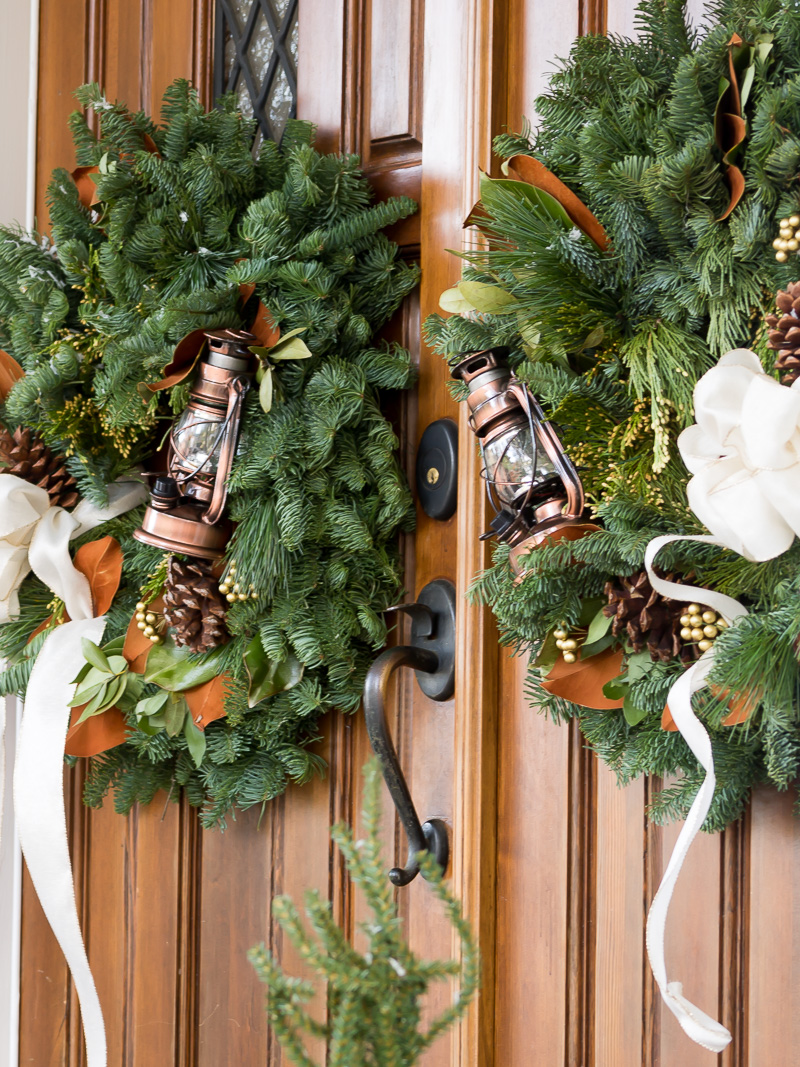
xmin=680 ymin=613 xmax=691 ymax=627
xmin=226 ymin=593 xmax=237 ymax=603
xmin=145 ymin=612 xmax=156 ymax=624
xmin=780 ymin=218 xmax=790 ymax=227
xmin=563 ymin=638 xmax=578 ymax=651
xmin=790 ymin=215 xmax=800 ymax=227
xmin=143 ymin=625 xmax=155 ymax=637
xmin=689 ymin=614 xmax=703 ymax=627
xmin=702 ymin=610 xmax=716 ymax=624
xmin=135 ymin=612 xmax=146 ymax=623
xmin=703 ymin=624 xmax=719 ymax=638
xmin=136 ymin=620 xmax=147 ymax=631
xmin=148 ymin=633 xmax=162 ymax=644
xmin=135 ymin=601 xmax=146 ymax=611
xmin=717 ymin=618 xmax=729 ymax=628
xmin=774 ymin=237 xmax=785 ymax=250
xmin=680 ymin=627 xmax=693 ymax=640
xmin=777 ymin=251 xmax=788 ymax=262
xmin=780 ymin=228 xmax=793 ymax=240
xmin=688 ymin=603 xmax=701 ymax=614
xmin=789 ymin=239 xmax=800 ymax=252
xmin=554 ymin=628 xmax=568 ymax=640
xmin=691 ymin=627 xmax=705 ymax=641
xmin=698 ymin=639 xmax=713 ymax=652
xmin=563 ymin=651 xmax=577 ymax=664
xmin=219 ymin=583 xmax=230 ymax=594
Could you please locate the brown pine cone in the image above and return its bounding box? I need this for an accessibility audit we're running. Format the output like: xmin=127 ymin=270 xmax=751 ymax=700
xmin=162 ymin=556 xmax=230 ymax=653
xmin=603 ymin=571 xmax=700 ymax=665
xmin=0 ymin=426 xmax=79 ymax=508
xmin=766 ymin=281 xmax=800 ymax=384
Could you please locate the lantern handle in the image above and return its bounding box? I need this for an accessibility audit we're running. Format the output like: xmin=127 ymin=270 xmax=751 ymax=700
xmin=507 ymin=379 xmax=585 ymax=519
xmin=202 ymin=376 xmax=249 ymax=526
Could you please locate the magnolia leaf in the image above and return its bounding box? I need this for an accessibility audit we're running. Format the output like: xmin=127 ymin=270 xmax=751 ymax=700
xmin=579 ymin=632 xmax=616 ymax=660
xmin=244 ymin=633 xmax=304 ymax=708
xmin=479 ymin=171 xmax=573 ymax=230
xmin=119 ymin=672 xmax=144 ymax=709
xmin=248 ymin=328 xmax=307 ymax=361
xmin=458 ymin=281 xmax=518 ymax=314
xmin=439 ymin=286 xmax=474 ymax=314
xmin=602 ymin=677 xmax=628 ymax=701
xmin=136 ymin=690 xmax=170 ymax=719
xmin=81 ymin=638 xmax=111 ymax=674
xmin=106 ymin=655 xmax=128 ymax=676
xmin=164 ymin=693 xmax=189 ymax=738
xmin=184 ymin=715 xmax=207 ymax=768
xmin=268 ymin=336 xmax=313 ymax=361
xmin=585 ymin=607 xmax=613 ymax=646
xmin=625 ymin=650 xmax=652 ymax=684
xmin=623 ymin=692 xmax=648 ymax=727
xmin=535 ymin=630 xmax=560 ymax=677
xmin=259 ymin=366 xmax=274 ymax=413
xmin=144 ymin=639 xmax=226 ymax=692
xmin=577 ymin=597 xmax=605 ymax=628
xmin=137 ymin=715 xmax=165 ymax=736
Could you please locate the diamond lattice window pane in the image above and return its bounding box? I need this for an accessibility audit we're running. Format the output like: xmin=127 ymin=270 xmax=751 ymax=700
xmin=214 ymin=0 xmax=299 ymax=143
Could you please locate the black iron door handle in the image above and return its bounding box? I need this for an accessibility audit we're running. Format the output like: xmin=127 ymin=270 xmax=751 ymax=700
xmin=363 ymin=579 xmax=456 ymax=886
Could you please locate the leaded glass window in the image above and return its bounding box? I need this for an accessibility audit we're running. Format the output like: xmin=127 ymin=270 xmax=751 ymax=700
xmin=214 ymin=0 xmax=299 ymax=146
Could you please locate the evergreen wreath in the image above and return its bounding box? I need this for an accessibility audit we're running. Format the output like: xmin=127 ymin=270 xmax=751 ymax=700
xmin=0 ymin=82 xmax=419 ymax=826
xmin=425 ymin=0 xmax=800 ymax=830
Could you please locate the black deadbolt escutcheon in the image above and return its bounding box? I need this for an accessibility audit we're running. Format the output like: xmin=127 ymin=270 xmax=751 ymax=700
xmin=415 ymin=418 xmax=458 ymax=521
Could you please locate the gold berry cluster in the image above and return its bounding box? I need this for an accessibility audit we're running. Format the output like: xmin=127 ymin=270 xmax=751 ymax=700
xmin=773 ymin=215 xmax=800 ymax=263
xmin=679 ymin=603 xmax=728 ymax=653
xmin=218 ymin=560 xmax=258 ymax=603
xmin=135 ymin=599 xmax=166 ymax=644
xmin=553 ymin=623 xmax=584 ymax=664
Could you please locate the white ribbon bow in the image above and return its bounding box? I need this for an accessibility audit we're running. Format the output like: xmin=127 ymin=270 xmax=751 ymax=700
xmin=645 ymin=347 xmax=798 ymax=1052
xmin=0 ymin=472 xmax=147 ymax=1067
xmin=678 ymin=347 xmax=800 ymax=561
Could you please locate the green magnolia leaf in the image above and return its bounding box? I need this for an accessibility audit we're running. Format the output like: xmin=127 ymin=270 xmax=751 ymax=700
xmin=479 ymin=172 xmax=573 ymax=230
xmin=144 ymin=639 xmax=226 ymax=692
xmin=136 ymin=690 xmax=170 ymax=719
xmin=622 ymin=692 xmax=648 ymax=727
xmin=106 ymin=655 xmax=128 ymax=676
xmin=577 ymin=597 xmax=605 ymax=628
xmin=579 ymin=632 xmax=616 ymax=660
xmin=248 ymin=328 xmax=307 ymax=361
xmin=439 ymin=286 xmax=475 ymax=314
xmin=104 ymin=635 xmax=126 ymax=655
xmin=69 ymin=678 xmax=109 ymax=708
xmin=535 ymin=630 xmax=560 ymax=677
xmin=458 ymin=281 xmax=518 ymax=314
xmin=72 ymin=661 xmax=92 ymax=687
xmin=244 ymin=633 xmax=304 ymax=708
xmin=81 ymin=638 xmax=111 ymax=674
xmin=585 ymin=607 xmax=613 ymax=646
xmin=602 ymin=675 xmax=628 ymax=701
xmin=164 ymin=693 xmax=189 ymax=737
xmin=269 ymin=336 xmax=313 ymax=361
xmin=183 ymin=716 xmax=207 ymax=769
xmin=120 ymin=673 xmax=144 ymax=708
xmin=259 ymin=366 xmax=273 ymax=413
xmin=625 ymin=650 xmax=653 ymax=684
xmin=137 ymin=715 xmax=165 ymax=736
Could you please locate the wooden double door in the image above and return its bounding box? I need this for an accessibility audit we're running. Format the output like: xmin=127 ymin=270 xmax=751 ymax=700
xmin=22 ymin=0 xmax=800 ymax=1064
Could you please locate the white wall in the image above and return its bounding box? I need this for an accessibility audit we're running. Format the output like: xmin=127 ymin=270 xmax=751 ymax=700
xmin=0 ymin=0 xmax=39 ymax=1062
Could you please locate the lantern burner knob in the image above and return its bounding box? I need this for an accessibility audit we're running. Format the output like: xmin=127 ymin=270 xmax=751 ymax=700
xmin=150 ymin=475 xmax=180 ymax=511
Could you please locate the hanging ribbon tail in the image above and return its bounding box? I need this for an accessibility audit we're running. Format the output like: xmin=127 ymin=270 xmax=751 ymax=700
xmin=14 ymin=617 xmax=109 ymax=1067
xmin=643 ymin=534 xmax=748 ymax=1053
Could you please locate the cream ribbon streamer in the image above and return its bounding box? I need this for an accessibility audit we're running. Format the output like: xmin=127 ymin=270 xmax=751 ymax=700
xmin=644 ymin=535 xmax=748 ymax=1053
xmin=0 ymin=472 xmax=147 ymax=1067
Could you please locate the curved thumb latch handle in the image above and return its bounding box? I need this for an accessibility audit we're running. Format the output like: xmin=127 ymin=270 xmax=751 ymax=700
xmin=363 ymin=579 xmax=456 ymax=886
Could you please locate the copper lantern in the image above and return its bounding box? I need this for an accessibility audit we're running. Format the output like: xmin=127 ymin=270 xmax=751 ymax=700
xmin=133 ymin=328 xmax=256 ymax=559
xmin=450 ymin=347 xmax=586 ymax=573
